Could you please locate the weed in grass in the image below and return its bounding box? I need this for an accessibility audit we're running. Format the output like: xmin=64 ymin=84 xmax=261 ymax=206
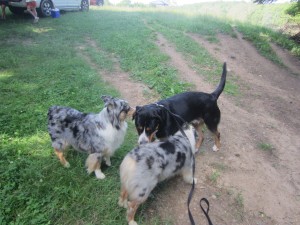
xmin=211 ymin=162 xmax=228 ymax=171
xmin=227 ymin=189 xmax=235 ymax=196
xmin=209 ymin=169 xmax=221 ymax=184
xmin=215 ymin=192 xmax=221 ymax=198
xmin=234 ymin=192 xmax=245 ymax=221
xmin=235 ymin=192 xmax=244 ymax=208
xmin=258 ymin=142 xmax=273 ymax=152
xmin=207 ymin=36 xmax=219 ymax=43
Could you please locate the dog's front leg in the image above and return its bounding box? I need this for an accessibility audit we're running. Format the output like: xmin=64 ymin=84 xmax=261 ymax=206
xmin=212 ymin=130 xmax=221 ymax=152
xmin=86 ymin=153 xmax=105 ymax=179
xmin=118 ymin=187 xmax=128 ymax=208
xmin=54 ymin=149 xmax=70 ymax=168
xmin=104 ymin=156 xmax=111 ymax=167
xmin=127 ymin=201 xmax=140 ymax=225
xmin=94 ymin=167 xmax=106 ymax=179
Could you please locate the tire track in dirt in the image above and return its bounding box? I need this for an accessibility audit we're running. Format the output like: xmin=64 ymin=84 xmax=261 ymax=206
xmin=189 ymin=32 xmax=300 ymax=133
xmin=146 ymin=30 xmax=300 ymax=225
xmin=76 ymin=37 xmax=159 ymax=107
xmin=270 ymin=43 xmax=300 ymax=76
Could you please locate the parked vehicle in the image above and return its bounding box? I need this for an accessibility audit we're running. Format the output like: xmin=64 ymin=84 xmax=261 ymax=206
xmin=90 ymin=0 xmax=103 ymax=6
xmin=8 ymin=0 xmax=90 ymax=17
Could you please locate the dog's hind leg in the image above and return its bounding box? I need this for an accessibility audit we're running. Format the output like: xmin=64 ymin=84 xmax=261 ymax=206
xmin=86 ymin=153 xmax=105 ymax=179
xmin=192 ymin=119 xmax=204 ymax=151
xmin=127 ymin=200 xmax=140 ymax=225
xmin=206 ymin=126 xmax=221 ymax=151
xmin=118 ymin=186 xmax=128 ymax=208
xmin=182 ymin=166 xmax=197 ymax=184
xmin=212 ymin=130 xmax=221 ymax=152
xmin=204 ymin=110 xmax=221 ymax=151
xmin=103 ymin=156 xmax=111 ymax=167
xmin=54 ymin=149 xmax=70 ymax=168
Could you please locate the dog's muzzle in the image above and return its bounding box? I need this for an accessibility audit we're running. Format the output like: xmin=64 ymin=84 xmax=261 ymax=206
xmin=138 ymin=129 xmax=158 ymax=145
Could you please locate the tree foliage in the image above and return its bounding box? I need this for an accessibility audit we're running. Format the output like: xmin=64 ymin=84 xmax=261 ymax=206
xmin=254 ymin=0 xmax=299 ymax=4
xmin=285 ymin=1 xmax=300 ymax=16
xmin=254 ymin=0 xmax=276 ymax=3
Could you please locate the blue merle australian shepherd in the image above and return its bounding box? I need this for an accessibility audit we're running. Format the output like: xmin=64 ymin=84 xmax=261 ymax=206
xmin=47 ymin=95 xmax=132 ymax=179
xmin=119 ymin=124 xmax=197 ymax=225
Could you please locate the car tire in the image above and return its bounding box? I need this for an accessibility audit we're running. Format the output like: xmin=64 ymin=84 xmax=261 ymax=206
xmin=8 ymin=6 xmax=26 ymax=15
xmin=37 ymin=0 xmax=54 ymax=17
xmin=81 ymin=0 xmax=89 ymax=11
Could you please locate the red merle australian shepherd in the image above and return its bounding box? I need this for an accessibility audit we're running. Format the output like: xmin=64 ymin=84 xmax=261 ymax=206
xmin=133 ymin=62 xmax=227 ymax=151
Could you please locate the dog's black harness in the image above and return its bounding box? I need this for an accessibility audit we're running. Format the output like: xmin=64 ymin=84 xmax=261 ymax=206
xmin=154 ymin=103 xmax=214 ymax=225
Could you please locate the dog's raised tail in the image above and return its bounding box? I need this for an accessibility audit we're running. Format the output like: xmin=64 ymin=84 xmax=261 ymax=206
xmin=211 ymin=62 xmax=227 ymax=100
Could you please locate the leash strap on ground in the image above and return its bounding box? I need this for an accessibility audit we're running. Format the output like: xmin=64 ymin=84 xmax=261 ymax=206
xmin=200 ymin=198 xmax=214 ymax=225
xmin=187 ymin=155 xmax=196 ymax=225
xmin=156 ymin=104 xmax=214 ymax=225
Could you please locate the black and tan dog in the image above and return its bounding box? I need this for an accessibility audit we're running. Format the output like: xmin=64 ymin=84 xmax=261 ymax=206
xmin=133 ymin=62 xmax=227 ymax=151
xmin=47 ymin=95 xmax=132 ymax=179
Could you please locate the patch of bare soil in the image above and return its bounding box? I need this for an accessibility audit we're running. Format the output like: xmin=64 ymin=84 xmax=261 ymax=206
xmin=270 ymin=43 xmax=300 ymax=76
xmin=77 ymin=31 xmax=300 ymax=225
xmin=150 ymin=31 xmax=300 ymax=225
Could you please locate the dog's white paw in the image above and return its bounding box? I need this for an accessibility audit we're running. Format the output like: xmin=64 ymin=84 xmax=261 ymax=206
xmin=118 ymin=197 xmax=128 ymax=208
xmin=193 ymin=178 xmax=198 ymax=184
xmin=105 ymin=159 xmax=111 ymax=167
xmin=212 ymin=145 xmax=219 ymax=152
xmin=64 ymin=162 xmax=70 ymax=168
xmin=129 ymin=220 xmax=138 ymax=225
xmin=95 ymin=170 xmax=106 ymax=179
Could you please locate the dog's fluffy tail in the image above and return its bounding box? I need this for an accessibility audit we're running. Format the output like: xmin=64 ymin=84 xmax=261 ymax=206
xmin=211 ymin=62 xmax=227 ymax=100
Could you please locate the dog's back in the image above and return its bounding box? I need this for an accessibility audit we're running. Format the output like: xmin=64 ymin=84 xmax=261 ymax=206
xmin=48 ymin=106 xmax=89 ymax=151
xmin=48 ymin=105 xmax=128 ymax=153
xmin=120 ymin=126 xmax=196 ymax=202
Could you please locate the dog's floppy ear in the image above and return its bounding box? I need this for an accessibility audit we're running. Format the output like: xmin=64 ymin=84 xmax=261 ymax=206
xmin=153 ymin=106 xmax=166 ymax=128
xmin=132 ymin=106 xmax=141 ymax=120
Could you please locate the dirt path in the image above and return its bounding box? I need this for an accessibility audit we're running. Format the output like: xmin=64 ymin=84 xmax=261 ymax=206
xmin=152 ymin=31 xmax=300 ymax=225
xmin=76 ymin=38 xmax=159 ymax=107
xmin=78 ymin=31 xmax=300 ymax=225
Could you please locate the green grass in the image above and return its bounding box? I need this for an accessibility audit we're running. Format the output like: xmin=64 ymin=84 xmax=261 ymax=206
xmin=234 ymin=192 xmax=245 ymax=221
xmin=208 ymin=169 xmax=221 ymax=184
xmin=258 ymin=142 xmax=274 ymax=152
xmin=143 ymin=3 xmax=300 ymax=61
xmin=0 ymin=10 xmax=133 ymax=225
xmin=0 ymin=3 xmax=297 ymax=224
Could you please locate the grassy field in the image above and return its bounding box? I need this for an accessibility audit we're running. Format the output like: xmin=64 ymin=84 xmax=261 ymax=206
xmin=0 ymin=3 xmax=299 ymax=224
